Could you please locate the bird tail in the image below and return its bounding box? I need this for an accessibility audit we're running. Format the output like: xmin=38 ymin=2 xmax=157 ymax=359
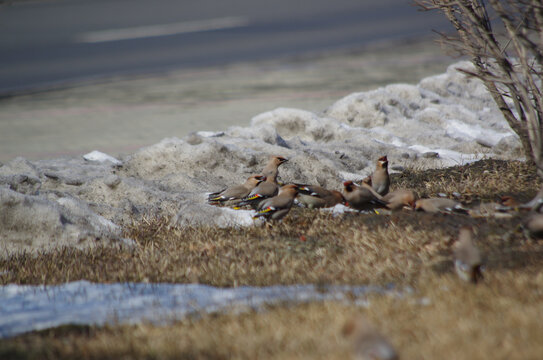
xmin=207 ymin=188 xmax=227 ymax=201
xmin=253 ymin=206 xmax=274 ymax=219
xmin=238 ymin=194 xmax=264 ymax=207
xmin=293 ymin=184 xmax=314 ymax=195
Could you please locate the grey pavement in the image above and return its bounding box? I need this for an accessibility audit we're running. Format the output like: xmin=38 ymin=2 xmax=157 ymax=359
xmin=0 ymin=37 xmax=455 ymax=163
xmin=0 ymin=0 xmax=451 ymax=93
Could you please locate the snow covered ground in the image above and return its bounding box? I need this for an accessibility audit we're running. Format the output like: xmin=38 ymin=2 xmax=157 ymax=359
xmin=0 ymin=281 xmax=397 ymax=338
xmin=0 ymin=61 xmax=522 ymax=255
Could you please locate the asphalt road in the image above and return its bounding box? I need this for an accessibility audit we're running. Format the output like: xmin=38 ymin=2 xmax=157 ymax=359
xmin=0 ymin=0 xmax=451 ymax=94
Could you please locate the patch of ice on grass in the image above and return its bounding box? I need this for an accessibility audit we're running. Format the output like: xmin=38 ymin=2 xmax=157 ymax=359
xmin=322 ymin=203 xmax=357 ymax=215
xmin=0 ymin=281 xmax=397 ymax=338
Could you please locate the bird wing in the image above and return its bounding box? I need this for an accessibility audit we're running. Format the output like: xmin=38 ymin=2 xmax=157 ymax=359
xmin=208 ymin=185 xmax=249 ymax=202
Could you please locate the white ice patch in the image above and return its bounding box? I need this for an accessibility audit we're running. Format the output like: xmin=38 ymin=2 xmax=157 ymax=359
xmin=215 ymin=207 xmax=256 ymax=227
xmin=172 ymin=202 xmax=256 ymax=228
xmin=0 ymin=281 xmax=395 ymax=338
xmin=322 ymin=203 xmax=357 ymax=215
xmin=408 ymin=145 xmax=481 ymax=164
xmin=83 ymin=150 xmax=122 ymax=165
xmin=445 ymin=119 xmax=511 ymax=147
xmin=196 ymin=131 xmax=225 ymax=138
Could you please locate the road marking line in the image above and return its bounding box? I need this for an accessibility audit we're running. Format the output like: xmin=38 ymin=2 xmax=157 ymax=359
xmin=75 ymin=16 xmax=250 ymax=43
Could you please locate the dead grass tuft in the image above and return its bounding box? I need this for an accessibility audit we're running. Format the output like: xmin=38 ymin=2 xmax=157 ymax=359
xmin=2 ymin=210 xmax=540 ymax=287
xmin=394 ymin=159 xmax=541 ymax=203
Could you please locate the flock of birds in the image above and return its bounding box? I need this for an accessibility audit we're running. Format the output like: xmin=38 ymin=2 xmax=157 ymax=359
xmin=207 ymin=155 xmax=543 ymax=223
xmin=207 ymin=155 xmax=416 ymax=219
xmin=207 ymin=155 xmax=543 ymax=281
xmin=206 ymin=155 xmax=543 ymax=359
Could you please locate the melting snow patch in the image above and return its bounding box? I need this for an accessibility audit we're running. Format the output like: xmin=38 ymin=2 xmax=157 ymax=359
xmin=322 ymin=203 xmax=357 ymax=215
xmin=408 ymin=145 xmax=481 ymax=164
xmin=445 ymin=119 xmax=511 ymax=147
xmin=83 ymin=150 xmax=122 ymax=165
xmin=196 ymin=131 xmax=225 ymax=138
xmin=0 ymin=281 xmax=397 ymax=338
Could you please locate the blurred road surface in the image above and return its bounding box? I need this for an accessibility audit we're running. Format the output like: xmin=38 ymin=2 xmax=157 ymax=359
xmin=0 ymin=0 xmax=451 ymax=94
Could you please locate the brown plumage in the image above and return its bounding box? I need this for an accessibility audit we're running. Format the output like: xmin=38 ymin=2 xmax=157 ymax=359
xmin=238 ymin=176 xmax=280 ymax=208
xmin=239 ymin=156 xmax=288 ymax=207
xmin=295 ymin=184 xmax=345 ymax=209
xmin=343 ymin=181 xmax=388 ymax=212
xmin=383 ymin=189 xmax=417 ymax=211
xmin=415 ymin=198 xmax=467 ymax=214
xmin=342 ymin=316 xmax=399 ymax=360
xmin=208 ymin=175 xmax=265 ymax=204
xmin=261 ymin=155 xmax=288 ymax=183
xmin=253 ymin=184 xmax=299 ymax=220
xmin=453 ymin=226 xmax=483 ymax=284
xmin=370 ymin=155 xmax=390 ymax=196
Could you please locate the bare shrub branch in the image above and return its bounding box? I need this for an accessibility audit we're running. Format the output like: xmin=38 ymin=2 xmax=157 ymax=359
xmin=417 ymin=0 xmax=543 ymax=178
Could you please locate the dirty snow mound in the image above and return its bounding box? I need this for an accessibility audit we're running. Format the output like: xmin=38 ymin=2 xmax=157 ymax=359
xmin=0 ymin=61 xmax=523 ymax=255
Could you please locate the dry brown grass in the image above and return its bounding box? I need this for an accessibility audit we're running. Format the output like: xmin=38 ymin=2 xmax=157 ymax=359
xmin=1 ymin=210 xmax=540 ymax=287
xmin=2 ymin=272 xmax=543 ymax=360
xmin=0 ymin=159 xmax=542 ymax=359
xmin=393 ymin=159 xmax=540 ymax=203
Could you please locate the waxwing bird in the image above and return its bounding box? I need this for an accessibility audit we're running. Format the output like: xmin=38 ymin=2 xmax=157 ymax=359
xmin=253 ymin=184 xmax=299 ymax=221
xmin=369 ymin=155 xmax=390 ymax=196
xmin=342 ymin=316 xmax=399 ymax=360
xmin=524 ymin=213 xmax=543 ymax=238
xmin=415 ymin=198 xmax=468 ymax=214
xmin=261 ymin=155 xmax=288 ymax=184
xmin=295 ymin=184 xmax=345 ymax=209
xmin=343 ymin=181 xmax=388 ymax=212
xmin=238 ymin=156 xmax=287 ymax=208
xmin=453 ymin=226 xmax=483 ymax=284
xmin=208 ymin=175 xmax=265 ymax=204
xmin=383 ymin=189 xmax=418 ymax=211
xmin=238 ymin=176 xmax=280 ymax=208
